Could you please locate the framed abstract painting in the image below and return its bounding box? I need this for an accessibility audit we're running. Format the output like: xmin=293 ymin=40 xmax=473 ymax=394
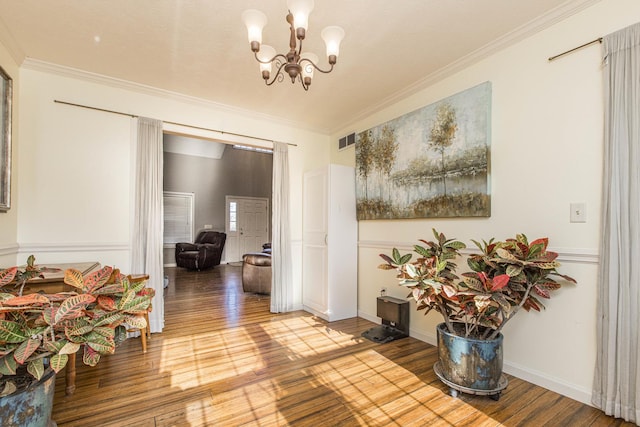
xmin=355 ymin=82 xmax=491 ymax=220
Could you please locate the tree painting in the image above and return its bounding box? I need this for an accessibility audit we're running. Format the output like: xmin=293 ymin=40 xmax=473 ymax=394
xmin=428 ymin=103 xmax=457 ymax=196
xmin=355 ymin=126 xmax=399 ymax=218
xmin=356 ymin=129 xmax=374 ymax=199
xmin=355 ymin=81 xmax=491 ymax=220
xmin=373 ymin=125 xmax=398 ymax=203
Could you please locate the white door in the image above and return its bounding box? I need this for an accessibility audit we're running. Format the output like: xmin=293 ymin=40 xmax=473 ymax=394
xmin=225 ymin=196 xmax=269 ymax=262
xmin=302 ymin=168 xmax=329 ymax=314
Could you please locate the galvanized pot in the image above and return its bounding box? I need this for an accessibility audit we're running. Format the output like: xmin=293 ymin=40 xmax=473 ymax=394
xmin=436 ymin=322 xmax=503 ymax=391
xmin=0 ymin=368 xmax=56 ymax=427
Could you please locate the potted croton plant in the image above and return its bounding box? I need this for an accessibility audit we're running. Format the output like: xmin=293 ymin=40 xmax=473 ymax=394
xmin=379 ymin=229 xmax=576 ymax=399
xmin=0 ymin=256 xmax=155 ymax=427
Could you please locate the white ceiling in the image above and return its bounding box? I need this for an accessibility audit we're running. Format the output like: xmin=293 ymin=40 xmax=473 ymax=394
xmin=0 ymin=0 xmax=598 ymax=134
xmin=163 ymin=134 xmax=226 ymax=159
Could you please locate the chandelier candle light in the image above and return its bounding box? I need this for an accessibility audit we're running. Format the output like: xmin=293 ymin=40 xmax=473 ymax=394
xmin=242 ymin=0 xmax=345 ymax=90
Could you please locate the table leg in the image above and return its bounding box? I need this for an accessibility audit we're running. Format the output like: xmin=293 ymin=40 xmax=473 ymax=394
xmin=65 ymin=352 xmax=76 ymax=396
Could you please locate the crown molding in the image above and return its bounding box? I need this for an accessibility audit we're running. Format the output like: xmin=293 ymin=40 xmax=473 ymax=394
xmin=21 ymin=58 xmax=330 ymax=136
xmin=331 ymin=0 xmax=603 ymax=134
xmin=15 ymin=0 xmax=601 ymax=137
xmin=0 ymin=16 xmax=25 ymax=66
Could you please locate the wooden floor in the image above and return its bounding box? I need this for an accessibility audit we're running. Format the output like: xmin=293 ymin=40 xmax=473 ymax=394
xmin=51 ymin=265 xmax=633 ymax=427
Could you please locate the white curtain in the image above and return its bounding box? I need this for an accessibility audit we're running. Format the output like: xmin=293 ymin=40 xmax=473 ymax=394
xmin=593 ymin=22 xmax=640 ymax=424
xmin=270 ymin=141 xmax=294 ymax=313
xmin=131 ymin=117 xmax=165 ymax=333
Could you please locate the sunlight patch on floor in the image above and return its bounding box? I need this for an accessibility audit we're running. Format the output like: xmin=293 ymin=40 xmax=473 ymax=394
xmin=157 ymin=312 xmax=500 ymax=425
xmin=208 ymin=377 xmax=293 ymax=425
xmin=260 ymin=315 xmax=364 ymax=360
xmin=308 ymin=349 xmax=501 ymax=426
xmin=159 ymin=326 xmax=265 ymax=390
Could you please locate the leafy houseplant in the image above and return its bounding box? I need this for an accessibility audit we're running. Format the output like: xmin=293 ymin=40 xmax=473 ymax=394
xmin=0 ymin=256 xmax=155 ymax=398
xmin=379 ymin=229 xmax=576 ymax=395
xmin=379 ymin=229 xmax=576 ymax=339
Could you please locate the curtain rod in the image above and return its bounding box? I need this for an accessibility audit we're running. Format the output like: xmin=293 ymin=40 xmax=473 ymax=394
xmin=53 ymin=100 xmax=297 ymax=147
xmin=548 ymin=37 xmax=603 ymax=62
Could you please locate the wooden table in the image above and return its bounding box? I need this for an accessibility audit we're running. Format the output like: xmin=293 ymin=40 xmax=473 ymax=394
xmin=22 ymin=261 xmax=100 ymax=395
xmin=21 ymin=261 xmax=100 ymax=294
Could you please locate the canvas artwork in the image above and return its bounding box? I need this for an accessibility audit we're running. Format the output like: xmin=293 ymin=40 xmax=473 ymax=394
xmin=355 ymin=81 xmax=491 ymax=220
xmin=0 ymin=65 xmax=12 ymax=211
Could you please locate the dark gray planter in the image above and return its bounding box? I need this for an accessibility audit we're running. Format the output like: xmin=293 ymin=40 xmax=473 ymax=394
xmin=436 ymin=322 xmax=504 ymax=391
xmin=0 ymin=368 xmax=56 ymax=427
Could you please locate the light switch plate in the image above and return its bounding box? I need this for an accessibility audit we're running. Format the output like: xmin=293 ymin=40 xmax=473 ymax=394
xmin=570 ymin=203 xmax=586 ymax=223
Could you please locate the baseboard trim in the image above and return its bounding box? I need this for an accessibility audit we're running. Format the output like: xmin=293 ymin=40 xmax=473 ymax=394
xmin=357 ymin=308 xmax=592 ymax=406
xmin=303 ymin=305 xmax=329 ymax=322
xmin=358 ymin=310 xmax=380 ymax=325
xmin=289 ymin=304 xmax=304 ymax=312
xmin=503 ymin=360 xmax=592 ymax=406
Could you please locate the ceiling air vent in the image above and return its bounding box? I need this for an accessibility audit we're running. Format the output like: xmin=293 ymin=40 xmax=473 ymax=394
xmin=338 ymin=132 xmax=356 ymax=150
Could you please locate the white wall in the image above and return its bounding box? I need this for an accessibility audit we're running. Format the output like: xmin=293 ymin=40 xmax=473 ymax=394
xmin=0 ymin=38 xmax=20 ymax=266
xmin=332 ymin=0 xmax=640 ymax=405
xmin=16 ymin=62 xmax=330 ymax=309
xmin=9 ymin=0 xmax=636 ymax=406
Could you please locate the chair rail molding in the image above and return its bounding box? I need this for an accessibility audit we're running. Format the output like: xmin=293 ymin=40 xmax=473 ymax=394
xmin=18 ymin=242 xmax=129 ymax=254
xmin=358 ymin=240 xmax=599 ymax=264
xmin=0 ymin=243 xmax=19 ymax=257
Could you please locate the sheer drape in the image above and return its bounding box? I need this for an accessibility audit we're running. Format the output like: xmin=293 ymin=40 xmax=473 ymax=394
xmin=593 ymin=22 xmax=640 ymax=424
xmin=270 ymin=142 xmax=294 ymax=313
xmin=131 ymin=117 xmax=165 ymax=333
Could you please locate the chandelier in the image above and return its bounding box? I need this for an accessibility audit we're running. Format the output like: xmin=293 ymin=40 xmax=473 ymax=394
xmin=242 ymin=0 xmax=345 ymax=91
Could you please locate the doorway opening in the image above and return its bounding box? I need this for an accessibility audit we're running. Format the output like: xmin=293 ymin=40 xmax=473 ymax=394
xmin=225 ymin=196 xmax=269 ymax=263
xmin=162 ymin=133 xmax=273 ymax=266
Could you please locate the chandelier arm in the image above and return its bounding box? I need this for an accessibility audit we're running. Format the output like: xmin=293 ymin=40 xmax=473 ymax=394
xmin=254 ymin=51 xmax=288 ymax=65
xmin=265 ymin=61 xmax=289 ymax=86
xmin=299 ymin=58 xmax=335 ymax=75
xmin=299 ymin=76 xmax=310 ymax=91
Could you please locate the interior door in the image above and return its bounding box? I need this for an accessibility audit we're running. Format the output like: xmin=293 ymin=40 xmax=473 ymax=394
xmin=302 ymin=168 xmax=329 ymax=314
xmin=226 ymin=196 xmax=269 ymax=262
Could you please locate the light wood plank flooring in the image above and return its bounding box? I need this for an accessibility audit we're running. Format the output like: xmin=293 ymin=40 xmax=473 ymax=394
xmin=52 ymin=265 xmax=634 ymax=426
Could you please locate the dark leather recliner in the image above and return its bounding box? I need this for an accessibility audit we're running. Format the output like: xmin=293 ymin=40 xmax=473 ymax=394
xmin=175 ymin=231 xmax=226 ymax=270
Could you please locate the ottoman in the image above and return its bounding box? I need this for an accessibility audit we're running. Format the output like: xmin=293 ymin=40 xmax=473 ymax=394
xmin=242 ymin=252 xmax=272 ymax=295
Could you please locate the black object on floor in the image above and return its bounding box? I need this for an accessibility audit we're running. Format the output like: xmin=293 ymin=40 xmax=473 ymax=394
xmin=362 ymin=324 xmax=408 ymax=343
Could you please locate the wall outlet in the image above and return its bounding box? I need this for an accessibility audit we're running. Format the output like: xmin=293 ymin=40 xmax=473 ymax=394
xmin=203 ymin=224 xmax=213 ymax=229
xmin=570 ymin=203 xmax=586 ymax=223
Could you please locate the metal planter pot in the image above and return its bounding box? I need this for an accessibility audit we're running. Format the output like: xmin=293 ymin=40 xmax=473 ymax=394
xmin=436 ymin=322 xmax=504 ymax=391
xmin=0 ymin=368 xmax=56 ymax=427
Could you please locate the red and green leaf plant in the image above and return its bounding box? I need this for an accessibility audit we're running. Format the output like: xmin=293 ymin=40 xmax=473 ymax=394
xmin=379 ymin=229 xmax=466 ymax=334
xmin=464 ymin=234 xmax=577 ymax=339
xmin=0 ymin=257 xmax=155 ymax=397
xmin=379 ymin=229 xmax=576 ymax=340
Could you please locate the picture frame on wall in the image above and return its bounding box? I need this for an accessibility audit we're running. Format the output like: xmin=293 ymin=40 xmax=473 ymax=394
xmin=0 ymin=65 xmax=12 ymax=211
xmin=355 ymin=81 xmax=491 ymax=220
